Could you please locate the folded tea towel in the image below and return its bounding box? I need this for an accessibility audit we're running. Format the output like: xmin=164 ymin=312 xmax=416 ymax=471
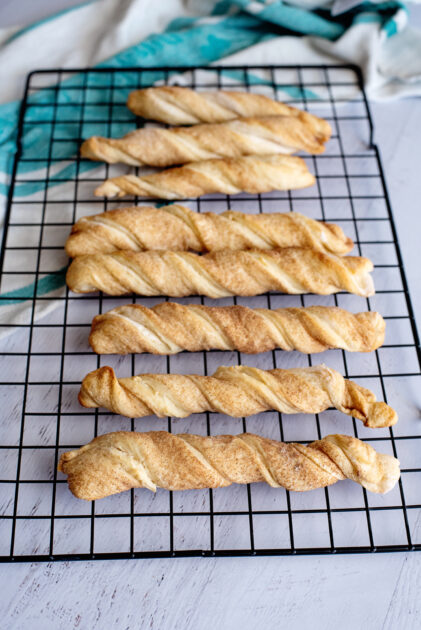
xmin=0 ymin=0 xmax=420 ymax=336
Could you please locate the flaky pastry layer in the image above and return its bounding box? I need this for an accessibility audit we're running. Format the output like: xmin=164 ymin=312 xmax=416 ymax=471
xmin=89 ymin=303 xmax=385 ymax=355
xmin=78 ymin=364 xmax=397 ymax=428
xmin=66 ymin=248 xmax=374 ymax=298
xmin=94 ymin=155 xmax=315 ymax=199
xmin=126 ymin=87 xmax=331 ymax=142
xmin=81 ymin=115 xmax=327 ymax=167
xmin=58 ymin=430 xmax=400 ymax=499
xmin=65 ymin=206 xmax=353 ymax=257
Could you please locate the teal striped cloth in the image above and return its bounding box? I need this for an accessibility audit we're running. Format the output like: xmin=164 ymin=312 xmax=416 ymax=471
xmin=0 ymin=0 xmax=420 ymax=334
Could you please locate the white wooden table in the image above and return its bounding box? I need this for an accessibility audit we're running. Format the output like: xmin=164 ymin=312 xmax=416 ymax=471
xmin=1 ymin=4 xmax=421 ymax=629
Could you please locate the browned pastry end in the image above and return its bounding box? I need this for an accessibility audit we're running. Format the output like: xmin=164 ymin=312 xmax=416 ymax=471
xmin=89 ymin=303 xmax=385 ymax=355
xmin=80 ymin=115 xmax=327 ymax=167
xmin=65 ymin=248 xmax=374 ymax=297
xmin=93 ymin=155 xmax=315 ymax=199
xmin=58 ymin=430 xmax=400 ymax=500
xmin=126 ymin=86 xmax=331 ymax=142
xmin=65 ymin=206 xmax=353 ymax=258
xmin=78 ymin=364 xmax=397 ymax=428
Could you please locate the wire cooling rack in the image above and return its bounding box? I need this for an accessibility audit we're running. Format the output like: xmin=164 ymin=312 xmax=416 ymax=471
xmin=0 ymin=65 xmax=420 ymax=561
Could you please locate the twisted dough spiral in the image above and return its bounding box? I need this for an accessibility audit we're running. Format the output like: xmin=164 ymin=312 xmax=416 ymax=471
xmin=94 ymin=155 xmax=315 ymax=199
xmin=79 ymin=364 xmax=397 ymax=428
xmin=58 ymin=430 xmax=400 ymax=499
xmin=65 ymin=205 xmax=353 ymax=258
xmin=126 ymin=86 xmax=331 ymax=142
xmin=66 ymin=248 xmax=374 ymax=297
xmin=81 ymin=116 xmax=327 ymax=167
xmin=90 ymin=303 xmax=385 ymax=355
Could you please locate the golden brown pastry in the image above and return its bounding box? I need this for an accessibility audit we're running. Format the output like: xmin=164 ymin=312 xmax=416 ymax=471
xmin=89 ymin=303 xmax=385 ymax=355
xmin=94 ymin=155 xmax=315 ymax=199
xmin=58 ymin=430 xmax=400 ymax=499
xmin=78 ymin=364 xmax=397 ymax=428
xmin=81 ymin=116 xmax=327 ymax=167
xmin=126 ymin=86 xmax=331 ymax=142
xmin=65 ymin=205 xmax=353 ymax=258
xmin=65 ymin=248 xmax=374 ymax=298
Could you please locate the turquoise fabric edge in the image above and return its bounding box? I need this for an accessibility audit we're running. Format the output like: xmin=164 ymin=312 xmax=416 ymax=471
xmin=0 ymin=0 xmax=411 ymax=305
xmin=0 ymin=267 xmax=67 ymax=305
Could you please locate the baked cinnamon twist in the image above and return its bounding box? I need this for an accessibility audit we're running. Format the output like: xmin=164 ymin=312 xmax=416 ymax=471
xmin=65 ymin=248 xmax=374 ymax=297
xmin=65 ymin=205 xmax=353 ymax=257
xmin=94 ymin=155 xmax=315 ymax=199
xmin=126 ymin=86 xmax=331 ymax=142
xmin=78 ymin=364 xmax=397 ymax=428
xmin=58 ymin=430 xmax=400 ymax=499
xmin=89 ymin=303 xmax=385 ymax=355
xmin=81 ymin=116 xmax=327 ymax=167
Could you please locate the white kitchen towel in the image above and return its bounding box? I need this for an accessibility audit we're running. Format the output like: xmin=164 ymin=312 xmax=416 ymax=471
xmin=1 ymin=0 xmax=420 ymax=336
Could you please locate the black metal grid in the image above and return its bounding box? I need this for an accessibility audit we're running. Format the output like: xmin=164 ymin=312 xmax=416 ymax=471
xmin=0 ymin=65 xmax=420 ymax=561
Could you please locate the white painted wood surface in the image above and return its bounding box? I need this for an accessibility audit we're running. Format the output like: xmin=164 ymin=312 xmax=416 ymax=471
xmin=0 ymin=90 xmax=419 ymax=630
xmin=0 ymin=5 xmax=421 ymax=629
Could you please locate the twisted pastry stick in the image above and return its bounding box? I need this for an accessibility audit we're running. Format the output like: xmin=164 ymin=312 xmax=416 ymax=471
xmin=79 ymin=364 xmax=397 ymax=428
xmin=126 ymin=86 xmax=331 ymax=142
xmin=90 ymin=304 xmax=385 ymax=355
xmin=66 ymin=248 xmax=374 ymax=298
xmin=94 ymin=155 xmax=315 ymax=199
xmin=58 ymin=430 xmax=400 ymax=499
xmin=65 ymin=205 xmax=353 ymax=257
xmin=81 ymin=116 xmax=327 ymax=167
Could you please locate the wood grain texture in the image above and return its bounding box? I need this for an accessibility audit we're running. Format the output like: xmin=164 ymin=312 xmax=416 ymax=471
xmin=1 ymin=25 xmax=421 ymax=628
xmin=0 ymin=555 xmax=413 ymax=630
